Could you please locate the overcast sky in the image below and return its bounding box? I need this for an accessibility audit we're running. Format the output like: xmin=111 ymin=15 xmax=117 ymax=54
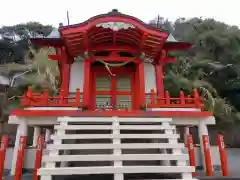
xmin=0 ymin=0 xmax=239 ymax=27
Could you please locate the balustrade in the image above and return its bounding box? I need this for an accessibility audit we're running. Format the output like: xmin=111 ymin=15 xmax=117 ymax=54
xmin=19 ymin=88 xmax=203 ymax=109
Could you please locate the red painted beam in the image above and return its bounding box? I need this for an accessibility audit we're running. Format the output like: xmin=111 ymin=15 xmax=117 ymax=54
xmin=48 ymin=54 xmax=65 ymax=61
xmin=217 ymin=135 xmax=229 ymax=176
xmin=14 ymin=136 xmax=27 ymax=180
xmin=12 ymin=109 xmax=213 ymax=117
xmin=60 ymin=16 xmax=169 ymax=38
xmin=139 ymin=32 xmax=148 ymax=53
xmin=186 ymin=135 xmax=197 ymax=176
xmin=0 ymin=136 xmax=8 ymax=180
xmin=137 ymin=62 xmax=146 ymax=106
xmin=202 ymin=135 xmax=214 ymax=176
xmin=83 ymin=31 xmax=89 ymax=52
xmin=83 ymin=60 xmax=91 ymax=107
xmin=93 ymin=56 xmax=139 ymax=63
xmin=155 ymin=63 xmax=164 ymax=102
xmin=33 ymin=136 xmax=44 ymax=180
xmin=91 ymin=45 xmax=137 ymax=53
xmin=161 ymin=57 xmax=176 ymax=63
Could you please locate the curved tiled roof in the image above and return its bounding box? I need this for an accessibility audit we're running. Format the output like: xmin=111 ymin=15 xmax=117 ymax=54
xmin=60 ymin=9 xmax=168 ymax=34
xmin=30 ymin=28 xmax=63 ymax=46
xmin=30 ymin=10 xmax=191 ymax=51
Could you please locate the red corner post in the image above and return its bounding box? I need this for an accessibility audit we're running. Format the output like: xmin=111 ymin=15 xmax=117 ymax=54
xmin=33 ymin=136 xmax=44 ymax=180
xmin=14 ymin=136 xmax=27 ymax=180
xmin=0 ymin=136 xmax=8 ymax=180
xmin=186 ymin=135 xmax=196 ymax=176
xmin=202 ymin=135 xmax=213 ymax=176
xmin=217 ymin=134 xmax=229 ymax=176
xmin=137 ymin=62 xmax=146 ymax=107
xmin=83 ymin=60 xmax=91 ymax=108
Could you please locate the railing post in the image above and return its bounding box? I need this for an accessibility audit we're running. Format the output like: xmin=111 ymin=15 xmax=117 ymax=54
xmin=165 ymin=91 xmax=170 ymax=105
xmin=14 ymin=136 xmax=26 ymax=180
xmin=0 ymin=136 xmax=8 ymax=180
xmin=33 ymin=135 xmax=44 ymax=180
xmin=42 ymin=89 xmax=49 ymax=106
xmin=187 ymin=95 xmax=191 ymax=104
xmin=59 ymin=89 xmax=65 ymax=105
xmin=202 ymin=135 xmax=213 ymax=176
xmin=193 ymin=89 xmax=201 ymax=108
xmin=217 ymin=134 xmax=229 ymax=176
xmin=186 ymin=135 xmax=196 ymax=176
xmin=75 ymin=88 xmax=81 ymax=106
xmin=150 ymin=89 xmax=155 ymax=105
xmin=26 ymin=87 xmax=33 ymax=106
xmin=180 ymin=91 xmax=185 ymax=105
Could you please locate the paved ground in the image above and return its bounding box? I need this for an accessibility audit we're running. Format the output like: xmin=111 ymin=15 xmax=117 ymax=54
xmin=3 ymin=171 xmax=240 ymax=180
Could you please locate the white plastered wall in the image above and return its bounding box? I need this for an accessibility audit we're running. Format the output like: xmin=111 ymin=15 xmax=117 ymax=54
xmin=69 ymin=62 xmax=155 ymax=93
xmin=144 ymin=63 xmax=156 ymax=92
xmin=69 ymin=61 xmax=84 ymax=92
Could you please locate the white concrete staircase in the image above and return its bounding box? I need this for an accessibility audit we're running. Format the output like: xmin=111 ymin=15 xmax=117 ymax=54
xmin=38 ymin=117 xmax=197 ymax=180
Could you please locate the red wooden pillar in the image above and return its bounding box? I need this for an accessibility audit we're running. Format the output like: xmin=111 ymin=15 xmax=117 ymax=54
xmin=0 ymin=136 xmax=8 ymax=180
xmin=155 ymin=63 xmax=164 ymax=104
xmin=83 ymin=60 xmax=91 ymax=108
xmin=59 ymin=47 xmax=71 ymax=100
xmin=14 ymin=136 xmax=27 ymax=180
xmin=131 ymin=72 xmax=137 ymax=110
xmin=186 ymin=135 xmax=196 ymax=176
xmin=133 ymin=67 xmax=140 ymax=109
xmin=137 ymin=62 xmax=145 ymax=107
xmin=33 ymin=135 xmax=44 ymax=180
xmin=60 ymin=64 xmax=70 ymax=94
xmin=217 ymin=135 xmax=229 ymax=176
xmin=202 ymin=135 xmax=213 ymax=176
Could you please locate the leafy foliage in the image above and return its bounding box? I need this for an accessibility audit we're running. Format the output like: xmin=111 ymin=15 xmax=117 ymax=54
xmin=0 ymin=22 xmax=53 ymax=64
xmin=1 ymin=18 xmax=240 ymax=132
xmin=150 ymin=16 xmax=240 ymax=128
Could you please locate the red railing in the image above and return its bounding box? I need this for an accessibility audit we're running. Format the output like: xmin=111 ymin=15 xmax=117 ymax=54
xmin=147 ymin=89 xmax=203 ymax=109
xmin=20 ymin=88 xmax=82 ymax=107
xmin=20 ymin=88 xmax=203 ymax=109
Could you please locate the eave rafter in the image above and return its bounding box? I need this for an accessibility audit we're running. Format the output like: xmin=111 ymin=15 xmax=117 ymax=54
xmin=139 ymin=32 xmax=148 ymax=53
xmin=113 ymin=31 xmax=116 ymax=46
xmin=59 ymin=14 xmax=169 ymax=59
xmin=83 ymin=31 xmax=89 ymax=52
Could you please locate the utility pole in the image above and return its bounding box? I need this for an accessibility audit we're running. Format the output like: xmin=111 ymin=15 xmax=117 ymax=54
xmin=67 ymin=11 xmax=70 ymax=25
xmin=157 ymin=15 xmax=160 ymax=29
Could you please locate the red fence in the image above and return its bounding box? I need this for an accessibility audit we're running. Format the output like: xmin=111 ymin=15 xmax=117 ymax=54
xmin=0 ymin=136 xmax=8 ymax=180
xmin=186 ymin=134 xmax=229 ymax=177
xmin=20 ymin=88 xmax=82 ymax=107
xmin=0 ymin=134 xmax=230 ymax=179
xmin=19 ymin=87 xmax=203 ymax=109
xmin=147 ymin=88 xmax=203 ymax=109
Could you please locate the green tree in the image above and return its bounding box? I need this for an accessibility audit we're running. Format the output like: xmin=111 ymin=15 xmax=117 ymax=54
xmin=0 ymin=22 xmax=53 ymax=64
xmin=150 ymin=16 xmax=240 ymax=127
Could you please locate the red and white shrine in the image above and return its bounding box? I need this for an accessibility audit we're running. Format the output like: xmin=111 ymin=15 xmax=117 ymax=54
xmin=8 ymin=10 xmax=215 ymax=180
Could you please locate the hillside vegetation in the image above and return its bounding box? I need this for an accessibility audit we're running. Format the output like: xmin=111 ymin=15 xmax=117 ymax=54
xmin=1 ymin=17 xmax=240 ymax=132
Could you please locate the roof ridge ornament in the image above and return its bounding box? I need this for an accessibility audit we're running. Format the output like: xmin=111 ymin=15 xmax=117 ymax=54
xmin=96 ymin=22 xmax=135 ymax=31
xmin=108 ymin=9 xmax=121 ymax=15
